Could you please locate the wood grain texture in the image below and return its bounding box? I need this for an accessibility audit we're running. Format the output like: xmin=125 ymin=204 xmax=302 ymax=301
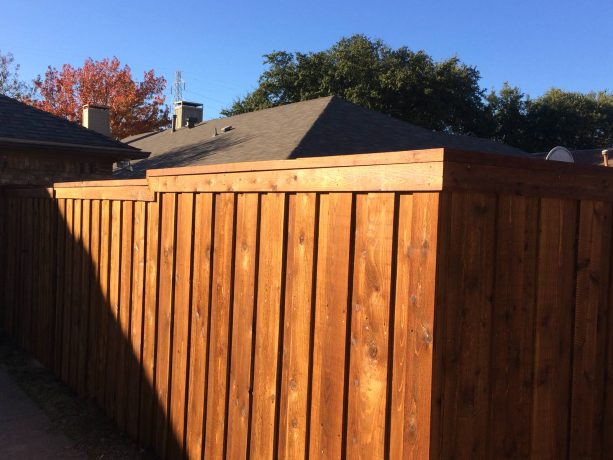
xmin=127 ymin=200 xmax=146 ymax=440
xmin=438 ymin=191 xmax=497 ymax=458
xmin=488 ymin=195 xmax=539 ymax=458
xmin=154 ymin=192 xmax=177 ymax=458
xmin=61 ymin=198 xmax=73 ymax=384
xmin=276 ymin=193 xmax=315 ymax=460
xmin=389 ymin=193 xmax=440 ymax=459
xmin=168 ymin=193 xmax=194 ymax=460
xmin=96 ymin=200 xmax=111 ymax=407
xmin=116 ymin=201 xmax=133 ymax=430
xmin=149 ymin=162 xmax=443 ymax=194
xmin=531 ymin=197 xmax=578 ymax=458
xmin=77 ymin=199 xmax=91 ymax=395
xmin=250 ymin=193 xmax=287 ymax=459
xmin=346 ymin=193 xmax=395 ymax=459
xmin=7 ymin=149 xmax=613 ymax=459
xmin=184 ymin=194 xmax=213 ymax=460
xmin=69 ymin=198 xmax=82 ymax=389
xmin=226 ymin=193 xmax=260 ymax=460
xmin=86 ymin=200 xmax=101 ymax=397
xmin=204 ymin=193 xmax=236 ymax=459
xmin=139 ymin=197 xmax=160 ymax=448
xmin=569 ymin=200 xmax=612 ymax=458
xmin=105 ymin=200 xmax=122 ymax=418
xmin=309 ymin=193 xmax=353 ymax=459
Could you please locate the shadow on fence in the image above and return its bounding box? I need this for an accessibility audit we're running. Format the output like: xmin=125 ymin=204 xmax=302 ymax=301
xmin=0 ymin=194 xmax=185 ymax=459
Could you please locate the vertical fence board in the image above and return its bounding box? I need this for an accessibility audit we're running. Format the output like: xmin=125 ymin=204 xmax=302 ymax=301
xmin=21 ymin=198 xmax=33 ymax=351
xmin=604 ymin=231 xmax=613 ymax=455
xmin=204 ymin=193 xmax=236 ymax=459
xmin=488 ymin=195 xmax=539 ymax=458
xmin=185 ymin=193 xmax=214 ymax=460
xmin=87 ymin=200 xmax=101 ymax=396
xmin=28 ymin=199 xmax=39 ymax=355
xmin=105 ymin=200 xmax=122 ymax=418
xmin=309 ymin=193 xmax=353 ymax=459
xmin=530 ymin=198 xmax=577 ymax=458
xmin=569 ymin=200 xmax=612 ymax=458
xmin=3 ymin=199 xmax=17 ymax=341
xmin=346 ymin=193 xmax=395 ymax=459
xmin=77 ymin=199 xmax=91 ymax=395
xmin=69 ymin=199 xmax=82 ymax=388
xmin=250 ymin=193 xmax=288 ymax=459
xmin=439 ymin=191 xmax=497 ymax=458
xmin=389 ymin=193 xmax=441 ymax=459
xmin=154 ymin=192 xmax=177 ymax=458
xmin=96 ymin=200 xmax=111 ymax=407
xmin=61 ymin=198 xmax=74 ymax=383
xmin=139 ymin=197 xmax=160 ymax=447
xmin=53 ymin=199 xmax=66 ymax=376
xmin=116 ymin=201 xmax=134 ymax=430
xmin=127 ymin=200 xmax=146 ymax=440
xmin=275 ymin=193 xmax=316 ymax=460
xmin=226 ymin=193 xmax=260 ymax=460
xmin=168 ymin=193 xmax=195 ymax=460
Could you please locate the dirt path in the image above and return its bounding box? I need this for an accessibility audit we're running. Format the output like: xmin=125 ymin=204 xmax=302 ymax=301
xmin=0 ymin=366 xmax=85 ymax=458
xmin=0 ymin=334 xmax=154 ymax=459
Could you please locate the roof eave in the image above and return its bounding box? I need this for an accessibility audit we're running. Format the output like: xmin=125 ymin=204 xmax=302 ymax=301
xmin=0 ymin=137 xmax=150 ymax=160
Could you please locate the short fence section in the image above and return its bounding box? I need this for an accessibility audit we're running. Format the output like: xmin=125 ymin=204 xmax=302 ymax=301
xmin=0 ymin=150 xmax=444 ymax=459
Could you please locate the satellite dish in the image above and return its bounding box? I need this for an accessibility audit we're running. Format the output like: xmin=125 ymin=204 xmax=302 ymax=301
xmin=546 ymin=146 xmax=574 ymax=163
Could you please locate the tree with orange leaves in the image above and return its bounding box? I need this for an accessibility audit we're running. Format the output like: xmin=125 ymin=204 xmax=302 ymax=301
xmin=32 ymin=57 xmax=169 ymax=139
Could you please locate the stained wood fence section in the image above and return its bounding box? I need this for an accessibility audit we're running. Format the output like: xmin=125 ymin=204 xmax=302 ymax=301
xmin=2 ymin=148 xmax=613 ymax=459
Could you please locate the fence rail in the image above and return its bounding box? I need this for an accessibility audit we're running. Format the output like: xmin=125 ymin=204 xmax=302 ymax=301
xmin=2 ymin=148 xmax=613 ymax=459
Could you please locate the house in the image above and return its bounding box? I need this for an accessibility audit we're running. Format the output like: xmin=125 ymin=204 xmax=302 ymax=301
xmin=0 ymin=95 xmax=148 ymax=186
xmin=118 ymin=96 xmax=526 ymax=177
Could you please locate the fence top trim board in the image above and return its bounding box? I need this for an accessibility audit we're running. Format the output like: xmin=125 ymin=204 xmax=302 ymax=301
xmin=3 ymin=148 xmax=613 ymax=200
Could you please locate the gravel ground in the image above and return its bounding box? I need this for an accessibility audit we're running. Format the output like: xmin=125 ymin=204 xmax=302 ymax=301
xmin=0 ymin=332 xmax=155 ymax=459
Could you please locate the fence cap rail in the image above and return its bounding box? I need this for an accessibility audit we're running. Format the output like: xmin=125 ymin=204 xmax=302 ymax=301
xmin=3 ymin=148 xmax=613 ymax=201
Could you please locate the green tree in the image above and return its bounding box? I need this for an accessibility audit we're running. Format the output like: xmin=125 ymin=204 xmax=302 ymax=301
xmin=222 ymin=35 xmax=488 ymax=136
xmin=223 ymin=35 xmax=613 ymax=153
xmin=525 ymin=89 xmax=613 ymax=151
xmin=485 ymin=83 xmax=530 ymax=149
xmin=0 ymin=51 xmax=33 ymax=100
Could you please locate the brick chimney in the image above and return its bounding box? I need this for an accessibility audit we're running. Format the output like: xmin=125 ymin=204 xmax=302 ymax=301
xmin=174 ymin=101 xmax=203 ymax=129
xmin=82 ymin=104 xmax=111 ymax=137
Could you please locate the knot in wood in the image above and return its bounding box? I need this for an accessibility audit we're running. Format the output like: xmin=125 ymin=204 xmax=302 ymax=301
xmin=368 ymin=343 xmax=378 ymax=359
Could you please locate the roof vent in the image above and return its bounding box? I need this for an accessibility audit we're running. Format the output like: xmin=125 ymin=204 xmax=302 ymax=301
xmin=221 ymin=125 xmax=233 ymax=133
xmin=187 ymin=117 xmax=197 ymax=129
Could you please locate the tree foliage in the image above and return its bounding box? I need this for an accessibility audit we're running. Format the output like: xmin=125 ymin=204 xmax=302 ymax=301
xmin=0 ymin=51 xmax=33 ymax=100
xmin=32 ymin=57 xmax=169 ymax=139
xmin=223 ymin=35 xmax=613 ymax=152
xmin=222 ymin=35 xmax=487 ymax=136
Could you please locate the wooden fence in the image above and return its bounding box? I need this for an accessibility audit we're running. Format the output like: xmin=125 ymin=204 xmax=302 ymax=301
xmin=1 ymin=148 xmax=613 ymax=459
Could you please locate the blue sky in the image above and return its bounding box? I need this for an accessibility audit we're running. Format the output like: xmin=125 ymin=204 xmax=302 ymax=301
xmin=2 ymin=0 xmax=613 ymax=119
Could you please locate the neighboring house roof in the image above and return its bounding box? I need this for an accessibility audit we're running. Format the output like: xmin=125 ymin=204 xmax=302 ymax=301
xmin=118 ymin=96 xmax=526 ymax=177
xmin=0 ymin=95 xmax=148 ymax=159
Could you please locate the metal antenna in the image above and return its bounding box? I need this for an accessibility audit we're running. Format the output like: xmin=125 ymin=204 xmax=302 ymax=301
xmin=171 ymin=70 xmax=186 ymax=103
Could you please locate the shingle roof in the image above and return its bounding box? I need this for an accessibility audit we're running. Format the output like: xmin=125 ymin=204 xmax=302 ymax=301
xmin=119 ymin=95 xmax=527 ymax=177
xmin=0 ymin=94 xmax=146 ymax=159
